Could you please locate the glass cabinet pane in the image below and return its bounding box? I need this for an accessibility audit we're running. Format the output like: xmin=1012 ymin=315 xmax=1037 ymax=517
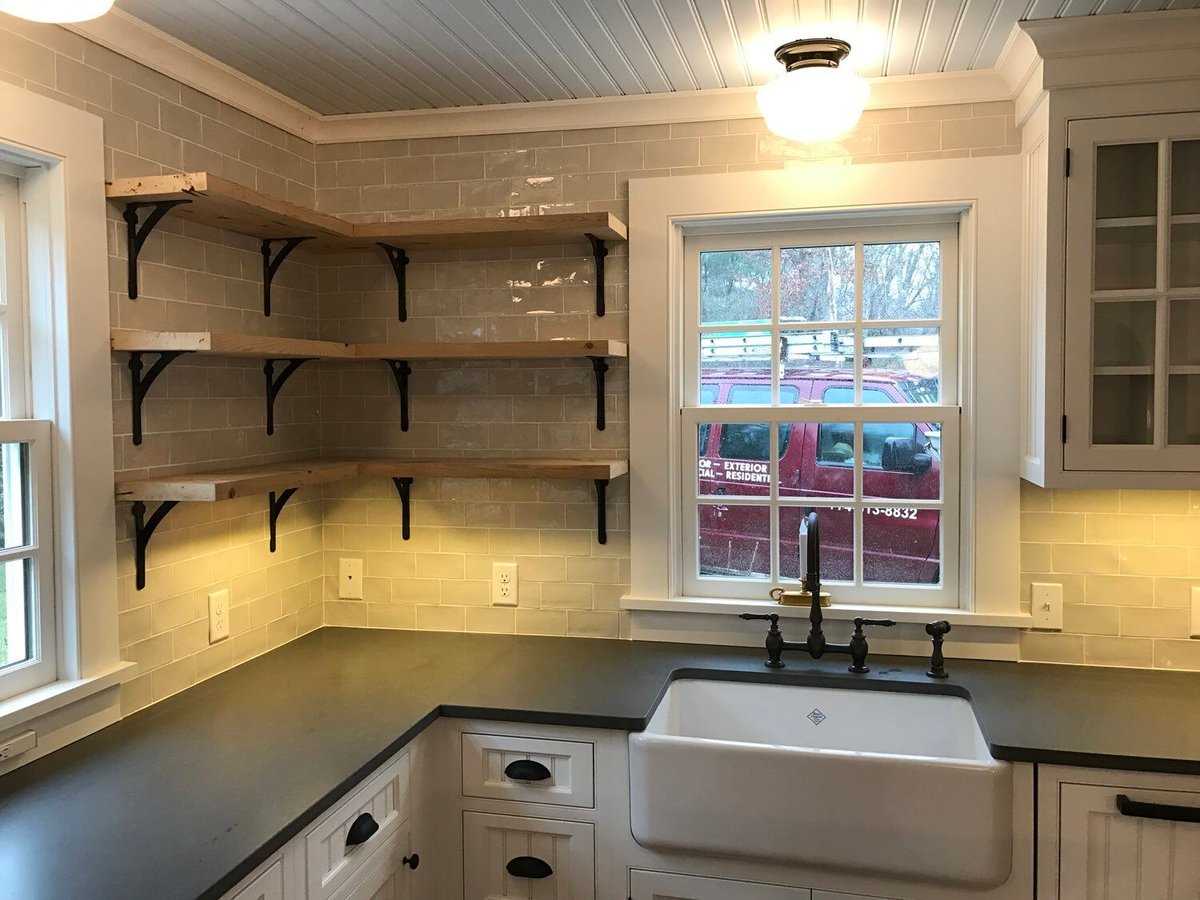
xmin=1168 ymin=375 xmax=1200 ymax=445
xmin=1095 ymin=224 xmax=1157 ymax=291
xmin=1171 ymin=141 xmax=1200 ymax=288
xmin=1096 ymin=143 xmax=1158 ymax=219
xmin=1092 ymin=374 xmax=1153 ymax=444
xmin=1094 ymin=301 xmax=1156 ymax=367
xmin=1170 ymin=298 xmax=1200 ymax=366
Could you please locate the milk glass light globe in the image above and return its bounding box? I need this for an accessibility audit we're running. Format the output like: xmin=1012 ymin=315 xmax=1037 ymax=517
xmin=0 ymin=0 xmax=114 ymax=23
xmin=757 ymin=38 xmax=870 ymax=143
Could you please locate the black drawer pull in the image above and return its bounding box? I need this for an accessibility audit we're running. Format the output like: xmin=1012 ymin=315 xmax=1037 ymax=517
xmin=402 ymin=853 xmax=420 ymax=870
xmin=1117 ymin=794 xmax=1200 ymax=824
xmin=504 ymin=759 xmax=552 ymax=782
xmin=345 ymin=812 xmax=379 ymax=847
xmin=506 ymin=856 xmax=553 ymax=879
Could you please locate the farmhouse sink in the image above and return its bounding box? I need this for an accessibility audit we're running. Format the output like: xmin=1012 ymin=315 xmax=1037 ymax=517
xmin=629 ymin=678 xmax=1013 ymax=888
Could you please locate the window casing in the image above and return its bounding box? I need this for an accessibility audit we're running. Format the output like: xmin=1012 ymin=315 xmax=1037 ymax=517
xmin=0 ymin=171 xmax=55 ymax=701
xmin=681 ymin=221 xmax=960 ymax=607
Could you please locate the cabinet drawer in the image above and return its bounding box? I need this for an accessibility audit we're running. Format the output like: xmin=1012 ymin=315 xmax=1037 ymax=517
xmin=226 ymin=858 xmax=285 ymax=900
xmin=330 ymin=823 xmax=414 ymax=900
xmin=461 ymin=732 xmax=594 ymax=809
xmin=630 ymin=870 xmax=811 ymax=899
xmin=306 ymin=748 xmax=411 ymax=900
xmin=463 ymin=811 xmax=594 ymax=900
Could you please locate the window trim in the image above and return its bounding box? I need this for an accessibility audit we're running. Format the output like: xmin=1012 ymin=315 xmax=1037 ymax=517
xmin=679 ymin=221 xmax=960 ymax=607
xmin=625 ymin=158 xmax=1028 ymax=632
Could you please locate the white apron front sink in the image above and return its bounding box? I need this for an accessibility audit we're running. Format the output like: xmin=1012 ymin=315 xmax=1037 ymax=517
xmin=629 ymin=678 xmax=1013 ymax=888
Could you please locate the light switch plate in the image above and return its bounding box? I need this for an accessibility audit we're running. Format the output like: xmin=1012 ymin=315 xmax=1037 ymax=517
xmin=491 ymin=562 xmax=518 ymax=607
xmin=339 ymin=558 xmax=364 ymax=599
xmin=1031 ymin=582 xmax=1063 ymax=630
xmin=1190 ymin=586 xmax=1200 ymax=638
xmin=208 ymin=588 xmax=230 ymax=643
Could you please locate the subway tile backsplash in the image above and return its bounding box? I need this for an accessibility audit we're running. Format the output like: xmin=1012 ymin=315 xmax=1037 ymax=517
xmin=2 ymin=16 xmax=1198 ymax=719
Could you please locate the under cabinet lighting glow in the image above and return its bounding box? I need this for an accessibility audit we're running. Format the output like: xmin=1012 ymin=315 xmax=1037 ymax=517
xmin=0 ymin=0 xmax=113 ymax=23
xmin=757 ymin=38 xmax=870 ymax=143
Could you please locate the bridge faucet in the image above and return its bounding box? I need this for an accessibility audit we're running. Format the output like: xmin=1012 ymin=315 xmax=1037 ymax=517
xmin=740 ymin=510 xmax=897 ymax=672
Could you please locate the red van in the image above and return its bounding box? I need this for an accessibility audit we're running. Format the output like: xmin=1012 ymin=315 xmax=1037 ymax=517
xmin=697 ymin=369 xmax=941 ymax=585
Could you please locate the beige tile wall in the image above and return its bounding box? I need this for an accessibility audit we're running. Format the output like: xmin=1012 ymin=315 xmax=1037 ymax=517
xmin=0 ymin=18 xmax=325 ymax=713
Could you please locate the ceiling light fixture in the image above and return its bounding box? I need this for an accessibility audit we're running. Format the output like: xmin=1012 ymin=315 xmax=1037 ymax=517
xmin=757 ymin=38 xmax=870 ymax=143
xmin=0 ymin=0 xmax=114 ymax=23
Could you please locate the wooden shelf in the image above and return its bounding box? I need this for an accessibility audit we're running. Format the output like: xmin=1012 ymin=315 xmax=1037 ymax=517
xmin=354 ymin=339 xmax=627 ymax=360
xmin=111 ymin=329 xmax=355 ymax=360
xmin=105 ymin=172 xmax=626 ymax=252
xmin=120 ymin=457 xmax=627 ymax=589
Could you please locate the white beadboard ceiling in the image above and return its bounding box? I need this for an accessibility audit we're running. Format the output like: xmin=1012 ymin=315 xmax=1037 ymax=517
xmin=115 ymin=0 xmax=1194 ymax=116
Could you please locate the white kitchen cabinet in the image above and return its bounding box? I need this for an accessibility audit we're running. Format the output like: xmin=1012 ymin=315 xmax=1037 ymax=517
xmin=462 ymin=811 xmax=595 ymax=899
xmin=331 ymin=822 xmax=416 ymax=900
xmin=227 ymin=857 xmax=286 ymax=900
xmin=1039 ymin=765 xmax=1200 ymax=898
xmin=1018 ymin=18 xmax=1200 ymax=487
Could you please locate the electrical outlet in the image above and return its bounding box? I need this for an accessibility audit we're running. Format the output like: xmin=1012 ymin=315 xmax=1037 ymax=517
xmin=339 ymin=558 xmax=364 ymax=599
xmin=492 ymin=562 xmax=518 ymax=607
xmin=1031 ymin=582 xmax=1063 ymax=630
xmin=0 ymin=730 xmax=36 ymax=762
xmin=208 ymin=588 xmax=230 ymax=643
xmin=1191 ymin=586 xmax=1200 ymax=638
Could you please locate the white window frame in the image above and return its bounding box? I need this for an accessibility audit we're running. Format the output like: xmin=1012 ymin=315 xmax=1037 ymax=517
xmin=680 ymin=221 xmax=960 ymax=607
xmin=0 ymin=81 xmax=128 ymax=759
xmin=624 ymin=158 xmax=1028 ymax=636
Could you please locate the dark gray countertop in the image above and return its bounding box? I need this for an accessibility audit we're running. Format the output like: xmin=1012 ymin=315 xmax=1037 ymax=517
xmin=1 ymin=628 xmax=1199 ymax=900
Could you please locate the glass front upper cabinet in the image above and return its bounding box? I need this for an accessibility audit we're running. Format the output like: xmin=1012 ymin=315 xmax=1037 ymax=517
xmin=1064 ymin=113 xmax=1200 ymax=472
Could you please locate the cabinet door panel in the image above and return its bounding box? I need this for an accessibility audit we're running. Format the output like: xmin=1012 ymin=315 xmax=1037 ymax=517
xmin=463 ymin=812 xmax=594 ymax=900
xmin=1059 ymin=782 xmax=1200 ymax=899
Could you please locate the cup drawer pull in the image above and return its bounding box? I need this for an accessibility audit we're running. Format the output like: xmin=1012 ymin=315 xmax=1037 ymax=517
xmin=506 ymin=855 xmax=553 ymax=879
xmin=1117 ymin=794 xmax=1200 ymax=824
xmin=345 ymin=812 xmax=379 ymax=847
xmin=503 ymin=759 xmax=552 ymax=782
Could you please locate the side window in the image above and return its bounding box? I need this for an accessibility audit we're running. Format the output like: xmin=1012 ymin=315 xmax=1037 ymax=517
xmin=823 ymin=386 xmax=893 ymax=404
xmin=863 ymin=422 xmax=919 ymax=469
xmin=719 ymin=423 xmax=792 ymax=461
xmin=817 ymin=423 xmax=854 ymax=465
xmin=728 ymin=384 xmax=800 ymax=404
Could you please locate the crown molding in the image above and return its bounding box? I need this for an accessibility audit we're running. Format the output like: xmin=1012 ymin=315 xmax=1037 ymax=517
xmin=65 ymin=8 xmax=318 ymax=140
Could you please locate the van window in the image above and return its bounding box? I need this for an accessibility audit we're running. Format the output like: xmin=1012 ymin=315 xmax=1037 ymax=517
xmin=817 ymin=422 xmax=922 ymax=469
xmin=728 ymin=384 xmax=800 ymax=404
xmin=864 ymin=423 xmax=919 ymax=468
xmin=823 ymin=386 xmax=893 ymax=404
xmin=817 ymin=423 xmax=855 ymax=465
xmin=719 ymin=423 xmax=791 ymax=461
xmin=698 ymin=385 xmax=718 ymax=449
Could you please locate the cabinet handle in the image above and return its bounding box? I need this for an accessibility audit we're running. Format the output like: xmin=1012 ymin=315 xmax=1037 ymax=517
xmin=506 ymin=856 xmax=553 ymax=879
xmin=1116 ymin=794 xmax=1200 ymax=824
xmin=345 ymin=812 xmax=379 ymax=847
xmin=402 ymin=853 xmax=420 ymax=870
xmin=503 ymin=759 xmax=552 ymax=782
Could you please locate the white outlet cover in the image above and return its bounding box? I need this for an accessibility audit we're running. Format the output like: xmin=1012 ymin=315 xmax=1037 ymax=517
xmin=1030 ymin=582 xmax=1063 ymax=631
xmin=208 ymin=588 xmax=230 ymax=643
xmin=492 ymin=562 xmax=518 ymax=607
xmin=339 ymin=558 xmax=364 ymax=599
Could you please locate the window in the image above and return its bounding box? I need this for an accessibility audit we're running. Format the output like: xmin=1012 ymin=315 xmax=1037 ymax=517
xmin=0 ymin=171 xmax=55 ymax=701
xmin=682 ymin=222 xmax=960 ymax=606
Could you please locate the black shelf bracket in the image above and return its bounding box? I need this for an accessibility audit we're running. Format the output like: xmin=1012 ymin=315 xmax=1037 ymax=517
xmin=123 ymin=200 xmax=192 ymax=300
xmin=384 ymin=360 xmax=412 ymax=432
xmin=132 ymin=500 xmax=179 ymax=591
xmin=392 ymin=477 xmax=414 ymax=540
xmin=128 ymin=350 xmax=192 ymax=445
xmin=594 ymin=479 xmax=609 ymax=545
xmin=261 ymin=237 xmax=313 ymax=317
xmin=588 ymin=356 xmax=608 ymax=431
xmin=585 ymin=232 xmax=608 ymax=317
xmin=268 ymin=488 xmax=298 ymax=553
xmin=378 ymin=244 xmax=410 ymax=322
xmin=264 ymin=358 xmax=311 ymax=436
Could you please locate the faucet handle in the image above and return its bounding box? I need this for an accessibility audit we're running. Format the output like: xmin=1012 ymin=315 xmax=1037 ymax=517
xmin=853 ymin=617 xmax=897 ymax=632
xmin=739 ymin=612 xmax=780 ymax=628
xmin=925 ymin=619 xmax=951 ymax=637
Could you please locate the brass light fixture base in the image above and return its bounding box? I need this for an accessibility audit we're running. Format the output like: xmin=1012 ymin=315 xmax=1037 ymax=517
xmin=773 ymin=38 xmax=852 ymax=72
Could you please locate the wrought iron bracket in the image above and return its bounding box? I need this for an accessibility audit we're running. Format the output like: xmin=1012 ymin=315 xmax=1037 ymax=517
xmin=594 ymin=479 xmax=609 ymax=545
xmin=261 ymin=237 xmax=313 ymax=317
xmin=123 ymin=200 xmax=192 ymax=299
xmin=378 ymin=244 xmax=410 ymax=322
xmin=268 ymin=488 xmax=298 ymax=553
xmin=128 ymin=350 xmax=192 ymax=445
xmin=588 ymin=356 xmax=609 ymax=431
xmin=392 ymin=477 xmax=414 ymax=540
xmin=264 ymin=358 xmax=311 ymax=436
xmin=384 ymin=360 xmax=412 ymax=432
xmin=586 ymin=232 xmax=608 ymax=317
xmin=132 ymin=500 xmax=179 ymax=591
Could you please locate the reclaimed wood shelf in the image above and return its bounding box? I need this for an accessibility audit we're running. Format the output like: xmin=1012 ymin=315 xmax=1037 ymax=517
xmin=106 ymin=172 xmax=627 ymax=317
xmin=119 ymin=457 xmax=628 ymax=590
xmin=113 ymin=330 xmax=626 ymax=442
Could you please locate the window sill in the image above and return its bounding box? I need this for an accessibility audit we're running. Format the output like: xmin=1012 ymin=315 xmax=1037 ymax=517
xmin=0 ymin=662 xmax=137 ymax=734
xmin=621 ymin=595 xmax=1033 ymax=629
